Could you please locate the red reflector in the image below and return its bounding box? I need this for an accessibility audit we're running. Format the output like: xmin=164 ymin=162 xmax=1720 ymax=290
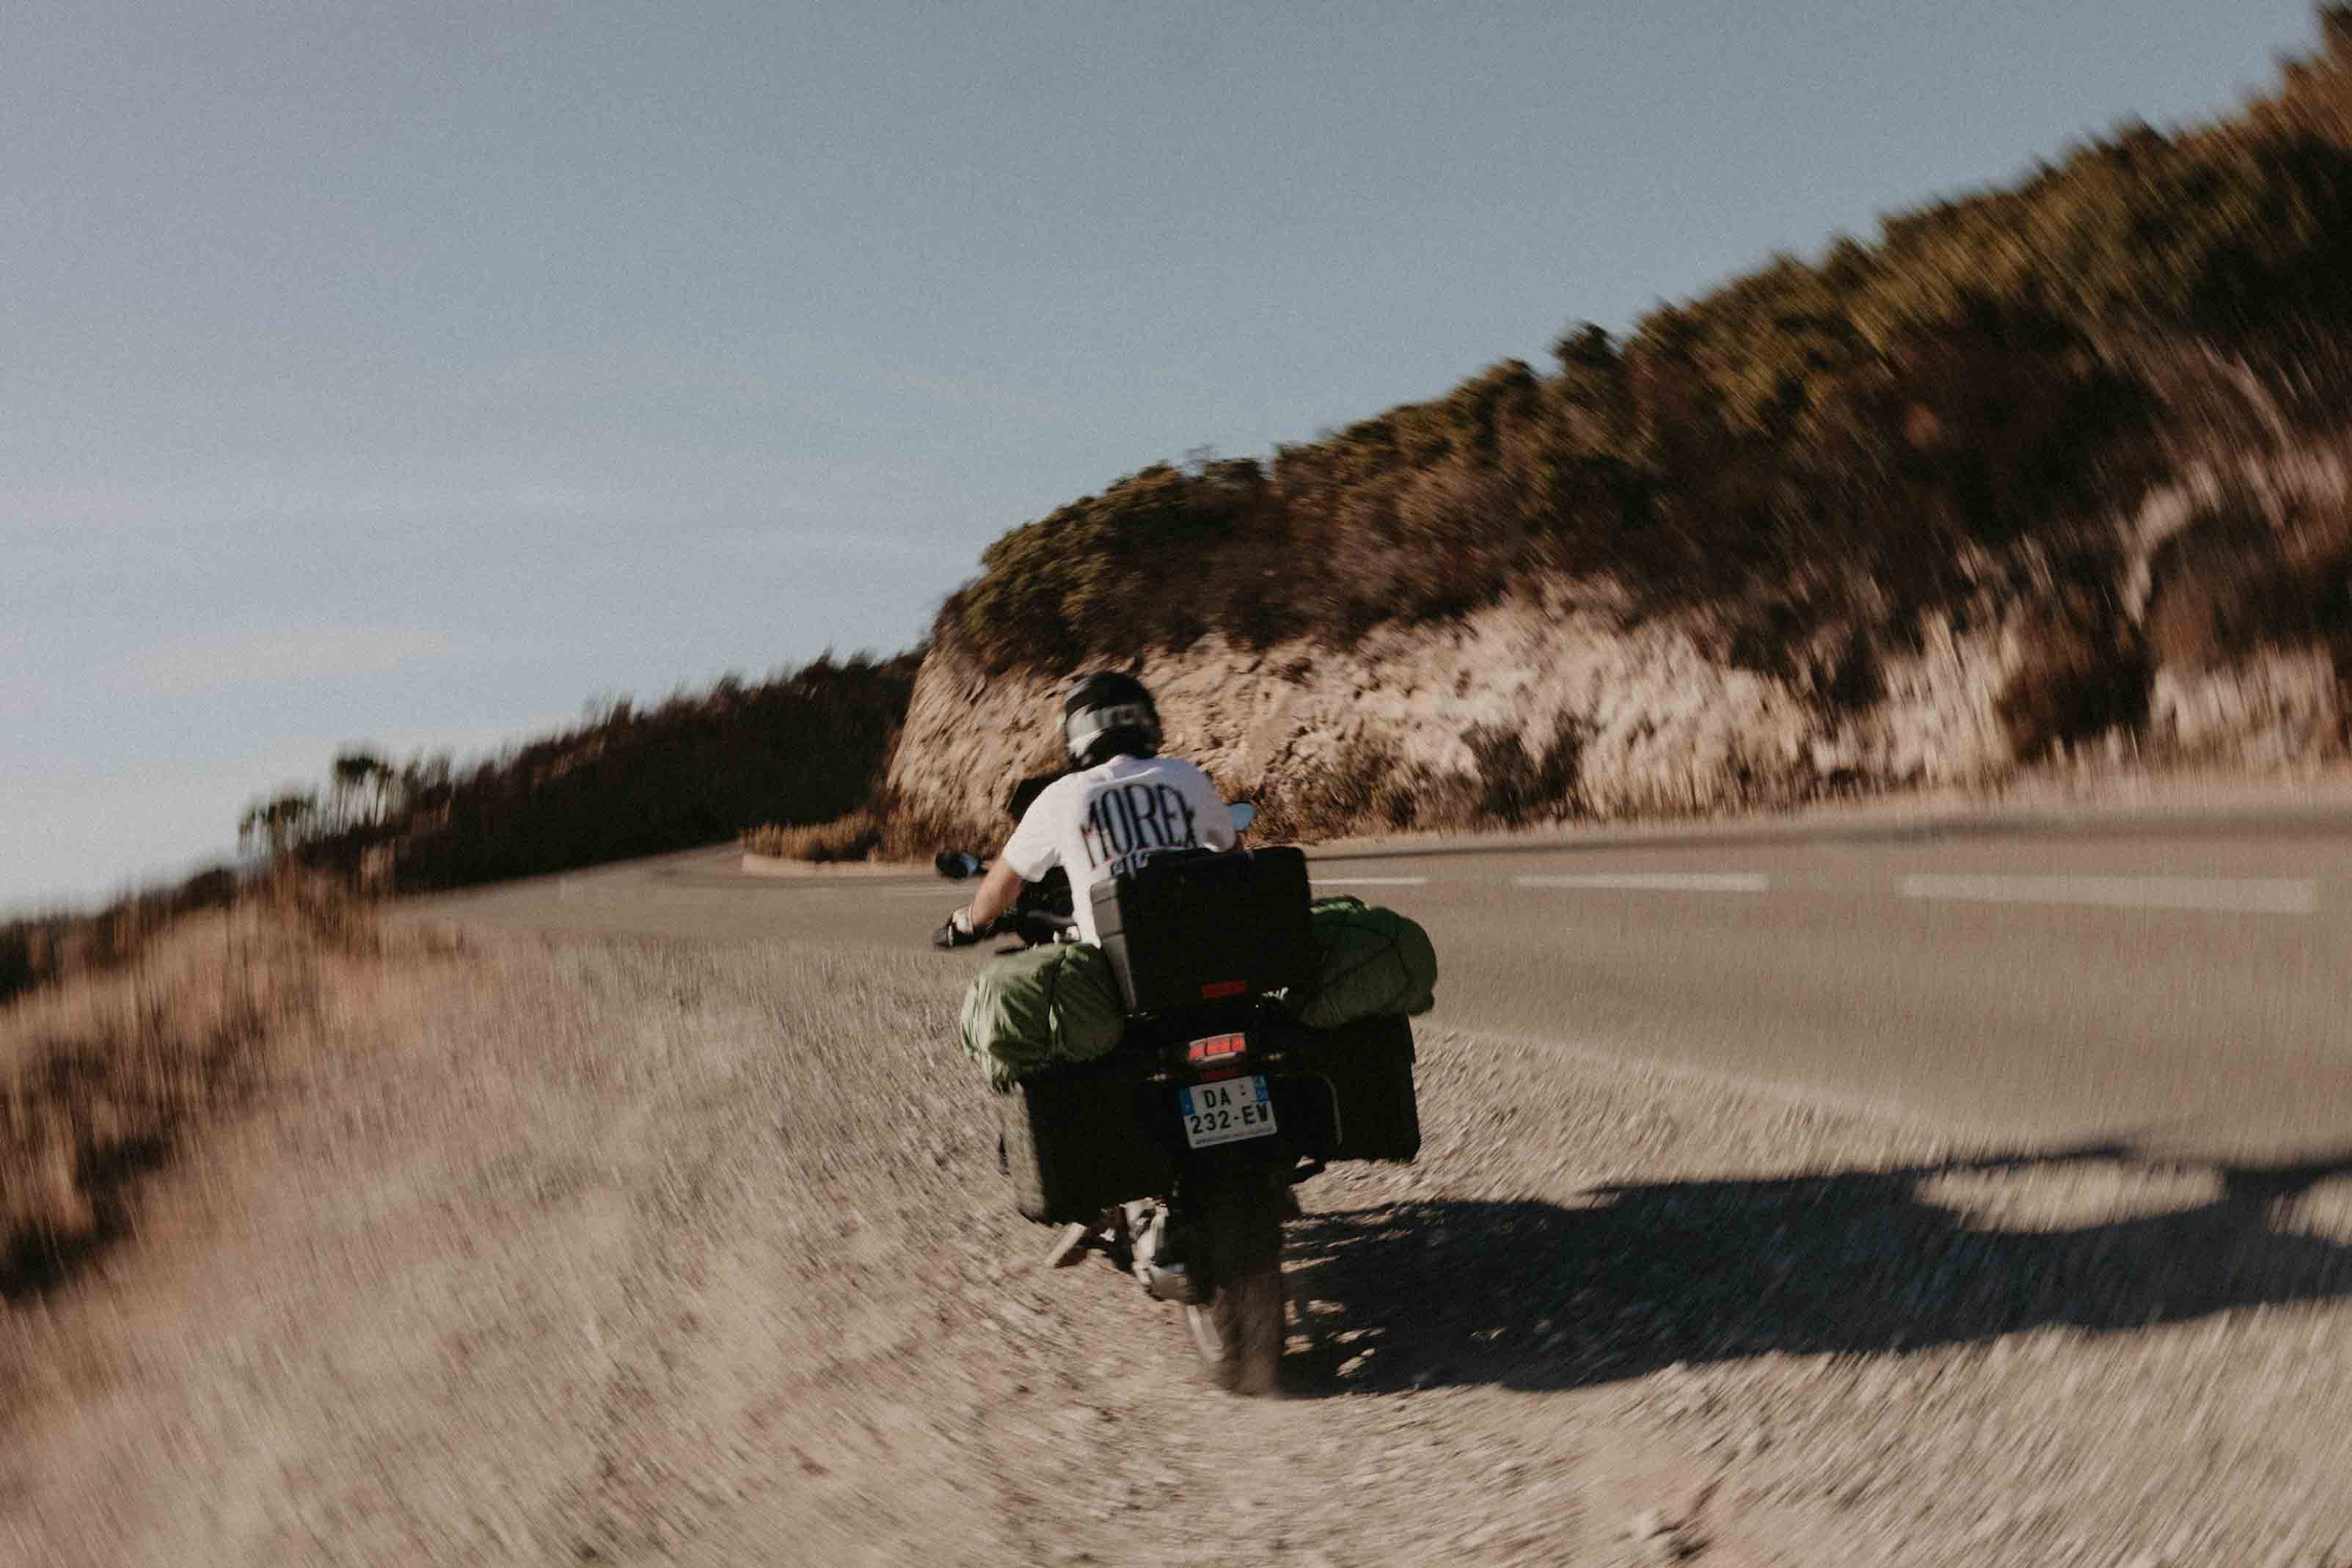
xmin=1186 ymin=1033 xmax=1248 ymax=1064
xmin=1201 ymin=979 xmax=1247 ymax=1000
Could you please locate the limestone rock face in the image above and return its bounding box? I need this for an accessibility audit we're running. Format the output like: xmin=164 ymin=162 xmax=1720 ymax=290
xmin=889 ymin=459 xmax=2351 ymax=835
xmin=2150 ymin=649 xmax=2344 ymax=766
xmin=885 ymin=593 xmax=2039 ymax=832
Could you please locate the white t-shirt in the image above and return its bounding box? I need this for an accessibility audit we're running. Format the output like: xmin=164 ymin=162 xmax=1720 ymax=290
xmin=1000 ymin=753 xmax=1238 ymax=945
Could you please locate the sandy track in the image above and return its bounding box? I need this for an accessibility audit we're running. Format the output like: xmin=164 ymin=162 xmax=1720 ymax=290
xmin=7 ymin=928 xmax=2352 ymax=1565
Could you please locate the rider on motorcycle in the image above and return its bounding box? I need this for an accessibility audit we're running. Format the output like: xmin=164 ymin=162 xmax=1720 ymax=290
xmin=938 ymin=672 xmax=1237 ymax=948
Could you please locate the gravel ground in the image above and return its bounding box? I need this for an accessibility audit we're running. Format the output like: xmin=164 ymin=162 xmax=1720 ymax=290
xmin=6 ymin=930 xmax=2351 ymax=1565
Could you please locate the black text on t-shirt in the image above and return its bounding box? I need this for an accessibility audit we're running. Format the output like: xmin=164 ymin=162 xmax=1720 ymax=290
xmin=1078 ymin=782 xmax=1201 ymax=874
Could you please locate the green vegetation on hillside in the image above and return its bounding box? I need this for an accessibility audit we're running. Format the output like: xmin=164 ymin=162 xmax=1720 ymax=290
xmin=247 ymin=653 xmax=921 ymax=893
xmin=938 ymin=10 xmax=2352 ymax=697
xmin=6 ymin=657 xmax=917 ymax=1011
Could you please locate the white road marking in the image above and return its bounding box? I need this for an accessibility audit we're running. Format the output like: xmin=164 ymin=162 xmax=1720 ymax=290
xmin=1899 ymin=874 xmax=2318 ymax=915
xmin=1514 ymin=872 xmax=1770 ymax=893
xmin=1311 ymin=876 xmax=1430 ymax=887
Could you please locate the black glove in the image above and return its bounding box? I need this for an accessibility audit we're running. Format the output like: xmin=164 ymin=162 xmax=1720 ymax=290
xmin=932 ymin=906 xmax=983 ymax=949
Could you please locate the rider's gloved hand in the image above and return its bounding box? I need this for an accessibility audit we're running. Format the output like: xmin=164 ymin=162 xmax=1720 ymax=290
xmin=932 ymin=905 xmax=984 ymax=949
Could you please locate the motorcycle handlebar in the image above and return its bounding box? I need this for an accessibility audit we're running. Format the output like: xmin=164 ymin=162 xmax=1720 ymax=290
xmin=932 ymin=855 xmax=1079 ymax=948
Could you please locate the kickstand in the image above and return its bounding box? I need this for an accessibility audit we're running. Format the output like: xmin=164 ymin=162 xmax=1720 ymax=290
xmin=1039 ymin=1222 xmax=1092 ymax=1270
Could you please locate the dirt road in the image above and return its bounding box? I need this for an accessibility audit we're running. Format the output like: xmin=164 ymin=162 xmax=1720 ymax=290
xmin=8 ymin=921 xmax=2352 ymax=1565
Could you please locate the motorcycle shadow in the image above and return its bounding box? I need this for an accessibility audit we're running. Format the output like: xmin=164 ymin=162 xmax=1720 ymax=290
xmin=1277 ymin=1142 xmax=2352 ymax=1396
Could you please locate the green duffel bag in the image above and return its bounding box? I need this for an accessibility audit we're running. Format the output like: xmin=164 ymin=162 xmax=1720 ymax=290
xmin=1289 ymin=896 xmax=1439 ymax=1029
xmin=957 ymin=941 xmax=1128 ymax=1091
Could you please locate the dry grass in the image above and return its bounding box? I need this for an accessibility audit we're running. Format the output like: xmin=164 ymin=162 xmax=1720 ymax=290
xmin=741 ymin=810 xmax=887 ymax=862
xmin=0 ymin=928 xmax=993 ymax=1564
xmin=2 ymin=865 xmax=241 ymax=1011
xmin=742 ymin=797 xmax=993 ymax=863
xmin=0 ymin=880 xmax=374 ymax=1308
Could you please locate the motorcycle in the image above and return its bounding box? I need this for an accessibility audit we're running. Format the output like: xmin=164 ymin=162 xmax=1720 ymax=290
xmin=935 ymin=795 xmax=1342 ymax=1396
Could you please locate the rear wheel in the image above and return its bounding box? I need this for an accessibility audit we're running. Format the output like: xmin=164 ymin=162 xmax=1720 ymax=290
xmin=1183 ymin=1174 xmax=1286 ymax=1395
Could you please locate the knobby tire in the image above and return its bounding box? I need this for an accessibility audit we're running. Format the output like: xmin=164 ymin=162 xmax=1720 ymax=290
xmin=1186 ymin=1174 xmax=1285 ymax=1396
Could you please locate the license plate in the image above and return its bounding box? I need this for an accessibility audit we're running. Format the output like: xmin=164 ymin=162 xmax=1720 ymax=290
xmin=1177 ymin=1075 xmax=1277 ymax=1148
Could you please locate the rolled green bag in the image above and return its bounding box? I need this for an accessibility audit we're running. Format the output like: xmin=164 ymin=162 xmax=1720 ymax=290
xmin=1289 ymin=895 xmax=1439 ymax=1029
xmin=957 ymin=942 xmax=1128 ymax=1091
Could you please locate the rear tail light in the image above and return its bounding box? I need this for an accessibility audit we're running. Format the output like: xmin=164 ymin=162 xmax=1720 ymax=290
xmin=1186 ymin=1033 xmax=1248 ymax=1065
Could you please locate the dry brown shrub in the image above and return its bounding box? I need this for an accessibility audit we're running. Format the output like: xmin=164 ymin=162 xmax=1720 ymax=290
xmin=2146 ymin=481 xmax=2352 ymax=672
xmin=3 ymin=865 xmax=245 ymax=1011
xmin=1463 ymin=717 xmax=1585 ymax=824
xmin=1388 ymin=764 xmax=1487 ymax=834
xmin=0 ymin=902 xmax=341 ymax=1304
xmin=742 ymin=799 xmax=994 ymax=864
xmin=1246 ymin=735 xmax=1503 ymax=842
xmin=1996 ymin=621 xmax=2154 ymax=762
xmin=1386 ymin=462 xmax=1524 ymax=619
xmin=743 ymin=810 xmax=885 ymax=862
xmin=1246 ymin=738 xmax=1402 ymax=841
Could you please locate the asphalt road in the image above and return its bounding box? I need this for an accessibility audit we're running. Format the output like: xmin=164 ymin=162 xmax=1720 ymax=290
xmin=410 ymin=802 xmax=2352 ymax=1154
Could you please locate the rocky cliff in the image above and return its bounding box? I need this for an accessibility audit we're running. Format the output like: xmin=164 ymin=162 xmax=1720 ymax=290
xmin=888 ymin=454 xmax=2351 ymax=839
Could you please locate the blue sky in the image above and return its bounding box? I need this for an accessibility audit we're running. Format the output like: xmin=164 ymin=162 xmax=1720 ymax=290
xmin=1 ymin=0 xmax=2329 ymax=906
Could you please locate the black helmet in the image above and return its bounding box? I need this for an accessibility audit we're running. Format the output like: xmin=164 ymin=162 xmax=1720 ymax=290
xmin=1061 ymin=672 xmax=1162 ymax=769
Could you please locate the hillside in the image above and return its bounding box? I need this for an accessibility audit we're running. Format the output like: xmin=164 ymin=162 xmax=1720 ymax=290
xmin=889 ymin=12 xmax=2352 ymax=841
xmin=2 ymin=656 xmax=916 ymax=1012
xmin=368 ymin=654 xmax=921 ymax=892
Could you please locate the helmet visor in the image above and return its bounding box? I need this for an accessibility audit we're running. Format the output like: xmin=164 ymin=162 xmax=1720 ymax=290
xmin=1064 ymin=700 xmax=1157 ymax=755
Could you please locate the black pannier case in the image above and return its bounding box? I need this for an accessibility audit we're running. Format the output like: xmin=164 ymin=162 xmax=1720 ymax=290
xmin=998 ymin=1048 xmax=1176 ymax=1225
xmin=1003 ymin=1047 xmax=1350 ymax=1223
xmin=1289 ymin=1014 xmax=1421 ymax=1162
xmin=1089 ymin=846 xmax=1318 ymax=1014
